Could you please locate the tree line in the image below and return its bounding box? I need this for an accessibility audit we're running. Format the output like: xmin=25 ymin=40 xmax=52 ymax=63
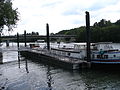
xmin=56 ymin=19 xmax=120 ymax=43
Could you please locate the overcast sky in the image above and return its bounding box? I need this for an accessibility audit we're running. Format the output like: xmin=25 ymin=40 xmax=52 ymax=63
xmin=10 ymin=0 xmax=120 ymax=35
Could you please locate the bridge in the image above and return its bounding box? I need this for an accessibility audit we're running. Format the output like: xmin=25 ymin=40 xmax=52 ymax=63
xmin=1 ymin=34 xmax=77 ymax=42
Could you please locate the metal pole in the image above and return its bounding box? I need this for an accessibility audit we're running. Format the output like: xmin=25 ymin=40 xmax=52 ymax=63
xmin=46 ymin=23 xmax=50 ymax=50
xmin=24 ymin=30 xmax=27 ymax=47
xmin=85 ymin=11 xmax=91 ymax=62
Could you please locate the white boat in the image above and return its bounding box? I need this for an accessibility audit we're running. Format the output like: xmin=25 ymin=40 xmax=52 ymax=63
xmin=51 ymin=43 xmax=86 ymax=59
xmin=29 ymin=43 xmax=40 ymax=48
xmin=36 ymin=40 xmax=45 ymax=43
xmin=91 ymin=42 xmax=120 ymax=64
xmin=50 ymin=42 xmax=120 ymax=64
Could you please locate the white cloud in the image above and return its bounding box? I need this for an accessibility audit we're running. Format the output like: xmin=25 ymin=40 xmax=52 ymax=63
xmin=10 ymin=0 xmax=120 ymax=35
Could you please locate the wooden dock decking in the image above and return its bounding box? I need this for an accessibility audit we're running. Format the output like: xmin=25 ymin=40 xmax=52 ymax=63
xmin=20 ymin=48 xmax=90 ymax=70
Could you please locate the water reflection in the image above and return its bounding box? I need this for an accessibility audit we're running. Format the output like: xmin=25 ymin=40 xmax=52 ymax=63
xmin=79 ymin=69 xmax=120 ymax=90
xmin=18 ymin=51 xmax=20 ymax=68
xmin=1 ymin=61 xmax=120 ymax=90
xmin=46 ymin=66 xmax=54 ymax=90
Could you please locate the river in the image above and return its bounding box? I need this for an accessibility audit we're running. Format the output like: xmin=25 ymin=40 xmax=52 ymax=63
xmin=0 ymin=42 xmax=120 ymax=90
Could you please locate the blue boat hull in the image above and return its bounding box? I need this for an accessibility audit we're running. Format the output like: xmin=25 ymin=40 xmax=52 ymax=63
xmin=91 ymin=59 xmax=120 ymax=64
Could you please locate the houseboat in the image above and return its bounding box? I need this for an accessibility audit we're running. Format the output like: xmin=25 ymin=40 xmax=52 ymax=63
xmin=91 ymin=42 xmax=120 ymax=64
xmin=50 ymin=42 xmax=120 ymax=64
xmin=50 ymin=43 xmax=86 ymax=59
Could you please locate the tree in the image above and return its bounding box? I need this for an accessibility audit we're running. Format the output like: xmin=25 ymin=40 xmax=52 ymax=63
xmin=0 ymin=0 xmax=19 ymax=33
xmin=93 ymin=19 xmax=112 ymax=27
xmin=115 ymin=19 xmax=120 ymax=25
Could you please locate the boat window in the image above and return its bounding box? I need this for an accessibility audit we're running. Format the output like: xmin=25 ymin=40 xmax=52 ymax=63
xmin=68 ymin=53 xmax=71 ymax=56
xmin=113 ymin=55 xmax=116 ymax=57
xmin=104 ymin=55 xmax=108 ymax=59
xmin=92 ymin=54 xmax=95 ymax=58
xmin=97 ymin=55 xmax=101 ymax=58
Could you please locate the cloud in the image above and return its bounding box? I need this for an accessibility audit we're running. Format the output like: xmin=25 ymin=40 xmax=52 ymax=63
xmin=90 ymin=0 xmax=120 ymax=25
xmin=11 ymin=0 xmax=120 ymax=35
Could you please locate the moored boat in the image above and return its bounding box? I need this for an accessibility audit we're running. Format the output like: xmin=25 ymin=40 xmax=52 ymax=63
xmin=50 ymin=43 xmax=86 ymax=59
xmin=91 ymin=42 xmax=120 ymax=64
xmin=50 ymin=42 xmax=120 ymax=64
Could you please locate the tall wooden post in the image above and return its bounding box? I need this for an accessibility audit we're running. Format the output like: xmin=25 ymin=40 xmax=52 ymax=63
xmin=24 ymin=30 xmax=27 ymax=47
xmin=86 ymin=11 xmax=91 ymax=62
xmin=17 ymin=33 xmax=19 ymax=48
xmin=24 ymin=30 xmax=29 ymax=73
xmin=46 ymin=23 xmax=50 ymax=50
xmin=0 ymin=33 xmax=3 ymax=64
xmin=0 ymin=49 xmax=3 ymax=64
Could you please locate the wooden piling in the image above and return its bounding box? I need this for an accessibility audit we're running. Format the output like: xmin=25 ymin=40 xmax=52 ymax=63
xmin=0 ymin=52 xmax=3 ymax=64
xmin=0 ymin=34 xmax=3 ymax=64
xmin=17 ymin=33 xmax=19 ymax=48
xmin=6 ymin=40 xmax=9 ymax=47
xmin=46 ymin=23 xmax=50 ymax=50
xmin=85 ymin=11 xmax=91 ymax=62
xmin=24 ymin=30 xmax=27 ymax=47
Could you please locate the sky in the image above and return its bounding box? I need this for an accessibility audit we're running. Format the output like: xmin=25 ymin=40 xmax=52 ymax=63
xmin=8 ymin=0 xmax=120 ymax=35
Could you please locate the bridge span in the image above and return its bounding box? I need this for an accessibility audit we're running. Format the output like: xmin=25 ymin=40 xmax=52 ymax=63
xmin=1 ymin=35 xmax=77 ymax=41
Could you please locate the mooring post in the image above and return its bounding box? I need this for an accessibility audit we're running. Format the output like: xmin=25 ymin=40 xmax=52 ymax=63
xmin=17 ymin=33 xmax=19 ymax=48
xmin=46 ymin=23 xmax=50 ymax=50
xmin=0 ymin=34 xmax=3 ymax=64
xmin=17 ymin=33 xmax=20 ymax=68
xmin=24 ymin=30 xmax=27 ymax=47
xmin=0 ymin=48 xmax=3 ymax=64
xmin=24 ymin=30 xmax=29 ymax=73
xmin=6 ymin=40 xmax=9 ymax=47
xmin=85 ymin=11 xmax=91 ymax=62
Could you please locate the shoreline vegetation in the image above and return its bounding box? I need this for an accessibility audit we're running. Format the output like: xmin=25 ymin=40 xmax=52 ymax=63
xmin=56 ymin=19 xmax=120 ymax=43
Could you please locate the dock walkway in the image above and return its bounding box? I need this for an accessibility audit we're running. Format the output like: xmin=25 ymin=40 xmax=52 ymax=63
xmin=19 ymin=47 xmax=90 ymax=70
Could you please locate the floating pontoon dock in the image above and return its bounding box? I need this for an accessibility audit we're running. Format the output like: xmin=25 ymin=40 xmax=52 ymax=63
xmin=20 ymin=48 xmax=90 ymax=70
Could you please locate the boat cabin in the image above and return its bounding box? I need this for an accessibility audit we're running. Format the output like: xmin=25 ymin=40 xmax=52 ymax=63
xmin=51 ymin=43 xmax=86 ymax=59
xmin=91 ymin=42 xmax=120 ymax=64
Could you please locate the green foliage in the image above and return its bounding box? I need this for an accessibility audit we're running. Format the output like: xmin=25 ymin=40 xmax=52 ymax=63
xmin=56 ymin=19 xmax=120 ymax=43
xmin=115 ymin=19 xmax=120 ymax=25
xmin=0 ymin=0 xmax=19 ymax=33
xmin=93 ymin=19 xmax=112 ymax=27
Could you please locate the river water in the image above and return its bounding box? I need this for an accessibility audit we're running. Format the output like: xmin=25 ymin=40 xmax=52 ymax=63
xmin=1 ymin=43 xmax=120 ymax=90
